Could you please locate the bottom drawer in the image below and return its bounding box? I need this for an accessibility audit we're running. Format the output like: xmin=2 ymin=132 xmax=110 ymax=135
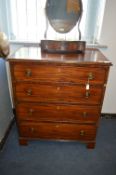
xmin=18 ymin=122 xmax=97 ymax=141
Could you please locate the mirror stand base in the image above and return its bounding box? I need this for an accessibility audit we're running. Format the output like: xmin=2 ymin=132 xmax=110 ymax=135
xmin=41 ymin=40 xmax=86 ymax=54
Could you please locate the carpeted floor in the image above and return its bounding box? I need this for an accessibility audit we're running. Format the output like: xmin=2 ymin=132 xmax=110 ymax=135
xmin=0 ymin=118 xmax=116 ymax=175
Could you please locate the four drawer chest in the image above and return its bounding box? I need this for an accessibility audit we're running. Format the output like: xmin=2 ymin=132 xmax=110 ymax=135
xmin=8 ymin=47 xmax=112 ymax=149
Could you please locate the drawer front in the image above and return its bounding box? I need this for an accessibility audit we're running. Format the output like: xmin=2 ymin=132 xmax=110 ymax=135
xmin=13 ymin=63 xmax=106 ymax=84
xmin=15 ymin=83 xmax=103 ymax=105
xmin=16 ymin=103 xmax=100 ymax=123
xmin=19 ymin=122 xmax=97 ymax=141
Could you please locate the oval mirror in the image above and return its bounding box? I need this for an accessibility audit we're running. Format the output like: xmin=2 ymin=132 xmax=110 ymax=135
xmin=45 ymin=0 xmax=83 ymax=34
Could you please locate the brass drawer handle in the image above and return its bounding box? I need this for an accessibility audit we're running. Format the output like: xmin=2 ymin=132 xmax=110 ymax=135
xmin=80 ymin=130 xmax=85 ymax=136
xmin=85 ymin=91 xmax=90 ymax=98
xmin=88 ymin=72 xmax=94 ymax=80
xmin=25 ymin=69 xmax=32 ymax=77
xmin=27 ymin=89 xmax=32 ymax=96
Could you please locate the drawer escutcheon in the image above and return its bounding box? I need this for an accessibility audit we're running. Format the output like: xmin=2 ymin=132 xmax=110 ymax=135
xmin=88 ymin=72 xmax=94 ymax=80
xmin=25 ymin=69 xmax=32 ymax=77
xmin=27 ymin=89 xmax=32 ymax=96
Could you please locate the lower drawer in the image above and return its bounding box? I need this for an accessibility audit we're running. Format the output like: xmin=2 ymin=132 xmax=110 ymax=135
xmin=18 ymin=122 xmax=97 ymax=141
xmin=16 ymin=103 xmax=100 ymax=123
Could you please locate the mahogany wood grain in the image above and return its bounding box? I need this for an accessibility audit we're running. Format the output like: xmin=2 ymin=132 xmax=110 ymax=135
xmin=16 ymin=103 xmax=100 ymax=123
xmin=18 ymin=122 xmax=97 ymax=141
xmin=15 ymin=83 xmax=103 ymax=105
xmin=13 ymin=63 xmax=106 ymax=85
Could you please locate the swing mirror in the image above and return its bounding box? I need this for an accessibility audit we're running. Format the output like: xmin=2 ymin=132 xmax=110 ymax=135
xmin=45 ymin=0 xmax=83 ymax=34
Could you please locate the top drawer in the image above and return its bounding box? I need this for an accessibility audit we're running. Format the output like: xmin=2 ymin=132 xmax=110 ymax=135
xmin=12 ymin=63 xmax=106 ymax=84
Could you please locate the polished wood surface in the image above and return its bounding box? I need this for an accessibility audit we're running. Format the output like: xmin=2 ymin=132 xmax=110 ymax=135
xmin=8 ymin=46 xmax=112 ymax=149
xmin=19 ymin=122 xmax=97 ymax=141
xmin=8 ymin=47 xmax=111 ymax=65
xmin=15 ymin=83 xmax=103 ymax=104
xmin=12 ymin=63 xmax=107 ymax=85
xmin=16 ymin=103 xmax=100 ymax=123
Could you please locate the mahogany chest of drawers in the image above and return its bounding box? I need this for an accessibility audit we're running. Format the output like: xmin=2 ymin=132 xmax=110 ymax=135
xmin=8 ymin=47 xmax=112 ymax=148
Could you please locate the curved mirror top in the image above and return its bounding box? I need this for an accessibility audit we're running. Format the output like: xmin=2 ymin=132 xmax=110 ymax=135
xmin=45 ymin=0 xmax=82 ymax=33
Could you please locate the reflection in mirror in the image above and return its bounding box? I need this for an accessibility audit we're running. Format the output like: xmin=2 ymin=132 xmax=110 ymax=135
xmin=45 ymin=0 xmax=83 ymax=39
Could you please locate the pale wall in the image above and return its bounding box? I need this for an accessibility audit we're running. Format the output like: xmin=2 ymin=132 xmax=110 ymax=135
xmin=100 ymin=0 xmax=116 ymax=113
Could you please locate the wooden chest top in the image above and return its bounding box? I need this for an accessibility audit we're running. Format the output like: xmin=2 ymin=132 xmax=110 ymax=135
xmin=7 ymin=46 xmax=112 ymax=66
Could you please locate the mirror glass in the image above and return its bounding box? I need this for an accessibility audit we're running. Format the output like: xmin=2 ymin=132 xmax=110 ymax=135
xmin=45 ymin=0 xmax=83 ymax=34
